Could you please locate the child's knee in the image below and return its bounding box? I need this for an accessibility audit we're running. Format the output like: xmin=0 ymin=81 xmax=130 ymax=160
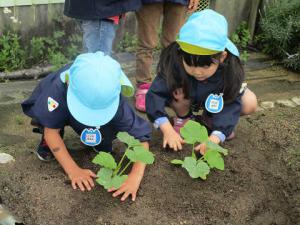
xmin=241 ymin=89 xmax=257 ymax=115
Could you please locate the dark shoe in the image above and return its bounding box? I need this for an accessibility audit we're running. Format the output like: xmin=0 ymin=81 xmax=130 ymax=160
xmin=35 ymin=139 xmax=55 ymax=162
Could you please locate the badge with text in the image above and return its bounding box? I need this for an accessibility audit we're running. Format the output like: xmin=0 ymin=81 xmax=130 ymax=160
xmin=48 ymin=97 xmax=59 ymax=112
xmin=205 ymin=93 xmax=224 ymax=113
xmin=80 ymin=128 xmax=102 ymax=146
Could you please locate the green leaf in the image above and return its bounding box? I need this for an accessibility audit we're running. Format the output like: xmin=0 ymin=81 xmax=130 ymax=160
xmin=204 ymin=150 xmax=224 ymax=170
xmin=182 ymin=157 xmax=210 ymax=179
xmin=92 ymin=152 xmax=117 ymax=169
xmin=111 ymin=175 xmax=128 ymax=189
xmin=195 ymin=160 xmax=210 ymax=180
xmin=206 ymin=141 xmax=229 ymax=156
xmin=125 ymin=146 xmax=155 ymax=164
xmin=125 ymin=149 xmax=136 ymax=161
xmin=180 ymin=120 xmax=208 ymax=144
xmin=171 ymin=159 xmax=184 ymax=165
xmin=182 ymin=157 xmax=197 ymax=172
xmin=133 ymin=146 xmax=155 ymax=164
xmin=117 ymin=132 xmax=142 ymax=147
xmin=96 ymin=168 xmax=113 ymax=189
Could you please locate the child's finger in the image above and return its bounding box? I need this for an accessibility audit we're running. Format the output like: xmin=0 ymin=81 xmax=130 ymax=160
xmin=77 ymin=181 xmax=86 ymax=192
xmin=87 ymin=177 xmax=95 ymax=188
xmin=108 ymin=187 xmax=117 ymax=192
xmin=82 ymin=180 xmax=91 ymax=191
xmin=132 ymin=192 xmax=137 ymax=202
xmin=71 ymin=180 xmax=77 ymax=190
xmin=112 ymin=188 xmax=125 ymax=197
xmin=163 ymin=140 xmax=167 ymax=148
xmin=88 ymin=170 xmax=97 ymax=178
xmin=121 ymin=191 xmax=130 ymax=201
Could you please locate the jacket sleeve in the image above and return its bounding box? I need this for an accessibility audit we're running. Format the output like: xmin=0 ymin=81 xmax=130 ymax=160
xmin=210 ymin=94 xmax=242 ymax=137
xmin=146 ymin=74 xmax=172 ymax=123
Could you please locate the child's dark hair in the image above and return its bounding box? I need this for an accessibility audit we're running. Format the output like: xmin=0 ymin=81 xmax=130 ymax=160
xmin=157 ymin=42 xmax=245 ymax=103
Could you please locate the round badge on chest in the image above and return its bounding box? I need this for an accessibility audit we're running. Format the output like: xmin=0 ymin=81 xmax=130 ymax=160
xmin=80 ymin=128 xmax=102 ymax=146
xmin=205 ymin=93 xmax=224 ymax=113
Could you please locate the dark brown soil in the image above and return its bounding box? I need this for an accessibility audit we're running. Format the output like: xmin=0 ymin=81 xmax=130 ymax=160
xmin=0 ymin=103 xmax=299 ymax=225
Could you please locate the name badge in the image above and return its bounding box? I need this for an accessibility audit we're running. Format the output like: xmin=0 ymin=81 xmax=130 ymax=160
xmin=205 ymin=93 xmax=224 ymax=113
xmin=80 ymin=128 xmax=102 ymax=146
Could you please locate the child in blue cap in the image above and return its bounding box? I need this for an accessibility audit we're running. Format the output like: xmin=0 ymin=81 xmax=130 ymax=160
xmin=22 ymin=52 xmax=152 ymax=201
xmin=146 ymin=9 xmax=257 ymax=153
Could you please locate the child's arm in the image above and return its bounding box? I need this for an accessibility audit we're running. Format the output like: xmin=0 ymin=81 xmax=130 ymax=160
xmin=108 ymin=142 xmax=149 ymax=202
xmin=160 ymin=121 xmax=184 ymax=151
xmin=44 ymin=127 xmax=97 ymax=191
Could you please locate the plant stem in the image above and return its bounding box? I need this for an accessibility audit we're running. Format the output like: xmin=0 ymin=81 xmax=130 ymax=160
xmin=192 ymin=143 xmax=196 ymax=159
xmin=113 ymin=148 xmax=128 ymax=176
xmin=118 ymin=161 xmax=132 ymax=176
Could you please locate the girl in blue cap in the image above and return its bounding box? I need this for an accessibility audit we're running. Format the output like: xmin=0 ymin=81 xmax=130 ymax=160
xmin=22 ymin=52 xmax=152 ymax=201
xmin=146 ymin=9 xmax=257 ymax=153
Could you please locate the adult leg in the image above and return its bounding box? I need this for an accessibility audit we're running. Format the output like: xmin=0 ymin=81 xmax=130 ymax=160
xmin=135 ymin=3 xmax=163 ymax=84
xmin=80 ymin=19 xmax=116 ymax=55
xmin=161 ymin=2 xmax=187 ymax=49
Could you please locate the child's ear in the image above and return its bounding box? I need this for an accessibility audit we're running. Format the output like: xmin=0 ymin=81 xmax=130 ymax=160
xmin=220 ymin=51 xmax=228 ymax=63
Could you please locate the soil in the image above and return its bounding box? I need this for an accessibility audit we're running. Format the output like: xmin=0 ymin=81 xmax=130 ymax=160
xmin=0 ymin=101 xmax=299 ymax=225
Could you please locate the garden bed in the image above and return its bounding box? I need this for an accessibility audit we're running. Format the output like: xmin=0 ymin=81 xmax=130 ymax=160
xmin=0 ymin=102 xmax=299 ymax=225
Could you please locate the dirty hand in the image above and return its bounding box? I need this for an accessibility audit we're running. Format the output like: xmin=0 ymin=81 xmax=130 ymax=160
xmin=68 ymin=167 xmax=97 ymax=191
xmin=160 ymin=122 xmax=184 ymax=151
xmin=188 ymin=0 xmax=200 ymax=13
xmin=108 ymin=172 xmax=143 ymax=202
xmin=195 ymin=134 xmax=221 ymax=155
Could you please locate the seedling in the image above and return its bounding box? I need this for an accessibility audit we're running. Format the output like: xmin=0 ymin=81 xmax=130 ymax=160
xmin=92 ymin=132 xmax=154 ymax=190
xmin=171 ymin=120 xmax=228 ymax=180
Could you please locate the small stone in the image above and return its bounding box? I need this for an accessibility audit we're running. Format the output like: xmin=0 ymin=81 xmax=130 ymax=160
xmin=260 ymin=101 xmax=275 ymax=109
xmin=291 ymin=97 xmax=300 ymax=106
xmin=0 ymin=153 xmax=15 ymax=164
xmin=276 ymin=99 xmax=297 ymax=108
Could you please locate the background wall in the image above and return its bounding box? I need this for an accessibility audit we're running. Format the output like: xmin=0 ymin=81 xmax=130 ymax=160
xmin=0 ymin=0 xmax=263 ymax=48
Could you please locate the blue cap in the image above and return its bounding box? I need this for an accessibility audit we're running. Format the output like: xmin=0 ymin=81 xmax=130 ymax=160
xmin=60 ymin=52 xmax=134 ymax=127
xmin=177 ymin=9 xmax=239 ymax=56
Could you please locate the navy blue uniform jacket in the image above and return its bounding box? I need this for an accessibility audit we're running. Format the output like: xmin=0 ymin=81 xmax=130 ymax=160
xmin=22 ymin=65 xmax=152 ymax=151
xmin=64 ymin=0 xmax=142 ymax=20
xmin=146 ymin=68 xmax=243 ymax=137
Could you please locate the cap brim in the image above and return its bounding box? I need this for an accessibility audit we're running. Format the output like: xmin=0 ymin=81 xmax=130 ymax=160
xmin=226 ymin=39 xmax=239 ymax=57
xmin=67 ymin=87 xmax=119 ymax=127
xmin=120 ymin=70 xmax=134 ymax=97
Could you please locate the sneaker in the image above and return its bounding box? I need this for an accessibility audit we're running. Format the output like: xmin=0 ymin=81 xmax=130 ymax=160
xmin=135 ymin=83 xmax=151 ymax=112
xmin=173 ymin=116 xmax=192 ymax=134
xmin=35 ymin=139 xmax=55 ymax=162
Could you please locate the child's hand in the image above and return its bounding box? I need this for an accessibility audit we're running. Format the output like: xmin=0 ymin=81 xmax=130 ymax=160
xmin=68 ymin=167 xmax=97 ymax=191
xmin=108 ymin=171 xmax=143 ymax=202
xmin=195 ymin=135 xmax=221 ymax=155
xmin=160 ymin=122 xmax=184 ymax=151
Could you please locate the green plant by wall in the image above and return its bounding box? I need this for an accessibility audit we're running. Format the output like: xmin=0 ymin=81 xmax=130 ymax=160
xmin=231 ymin=21 xmax=251 ymax=62
xmin=256 ymin=0 xmax=300 ymax=71
xmin=0 ymin=29 xmax=82 ymax=72
xmin=0 ymin=32 xmax=25 ymax=72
